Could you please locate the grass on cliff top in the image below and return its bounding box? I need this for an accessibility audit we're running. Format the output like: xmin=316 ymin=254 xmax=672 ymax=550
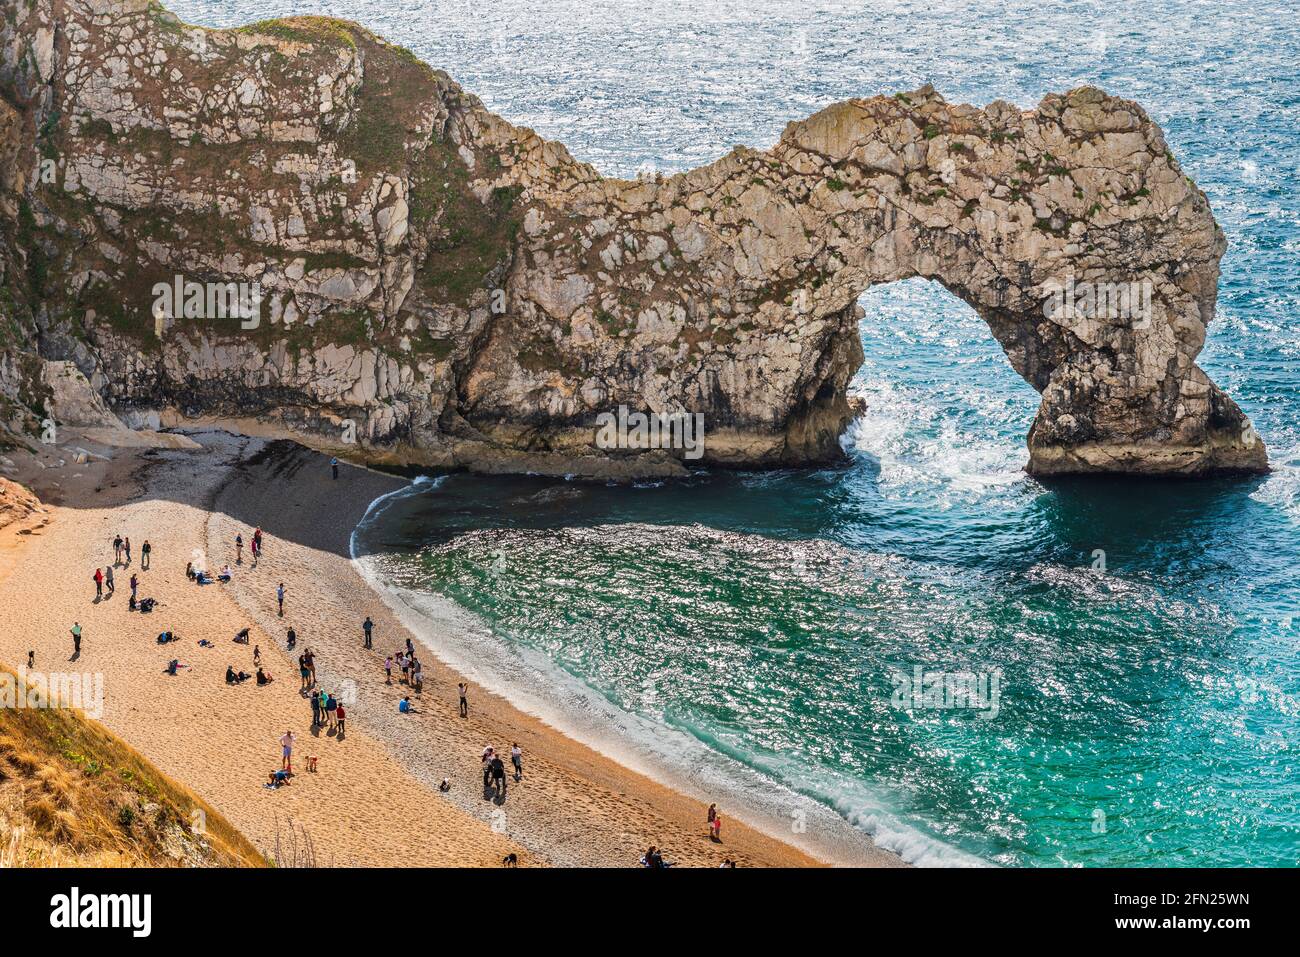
xmin=235 ymin=17 xmax=360 ymax=50
xmin=0 ymin=665 xmax=266 ymax=867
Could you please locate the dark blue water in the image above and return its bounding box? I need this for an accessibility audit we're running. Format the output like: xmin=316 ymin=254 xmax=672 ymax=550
xmin=179 ymin=0 xmax=1299 ymax=865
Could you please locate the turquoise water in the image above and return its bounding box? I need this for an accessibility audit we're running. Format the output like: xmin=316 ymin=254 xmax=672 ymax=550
xmin=176 ymin=0 xmax=1299 ymax=865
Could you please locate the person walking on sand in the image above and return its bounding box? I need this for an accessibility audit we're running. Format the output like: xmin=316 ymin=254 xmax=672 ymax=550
xmin=363 ymin=616 xmax=373 ymax=649
xmin=277 ymin=582 xmax=286 ymax=617
xmin=93 ymin=566 xmax=103 ymax=600
xmin=458 ymin=682 xmax=468 ymax=718
xmin=335 ymin=702 xmax=346 ymax=736
xmin=70 ymin=623 xmax=82 ymax=657
xmin=235 ymin=534 xmax=243 ymax=564
xmin=104 ymin=564 xmax=114 ymax=596
xmin=141 ymin=539 xmax=151 ymax=570
xmin=331 ymin=457 xmax=339 ymax=480
xmin=384 ymin=655 xmax=393 ymax=684
xmin=511 ymin=743 xmax=523 ymax=781
xmin=280 ymin=730 xmax=294 ymax=772
xmin=253 ymin=644 xmax=262 ymax=667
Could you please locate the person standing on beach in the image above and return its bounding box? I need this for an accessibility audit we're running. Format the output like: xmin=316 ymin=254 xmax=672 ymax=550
xmin=93 ymin=567 xmax=103 ymax=600
xmin=511 ymin=743 xmax=523 ymax=781
xmin=304 ymin=649 xmax=315 ymax=686
xmin=331 ymin=457 xmax=339 ymax=480
xmin=141 ymin=539 xmax=151 ymax=570
xmin=710 ymin=810 xmax=723 ymax=843
xmin=124 ymin=537 xmax=131 ymax=565
xmin=113 ymin=534 xmax=123 ymax=566
xmin=235 ymin=534 xmax=243 ymax=564
xmin=104 ymin=565 xmax=114 ymax=596
xmin=325 ymin=691 xmax=338 ymax=731
xmin=310 ymin=689 xmax=321 ymax=727
xmin=277 ymin=583 xmax=286 ymax=617
xmin=458 ymin=682 xmax=468 ymax=718
xmin=335 ymin=702 xmax=346 ymax=736
xmin=384 ymin=655 xmax=393 ymax=684
xmin=363 ymin=616 xmax=373 ymax=649
xmin=129 ymin=573 xmax=138 ymax=602
xmin=280 ymin=730 xmax=294 ymax=772
xmin=286 ymin=627 xmax=296 ymax=650
xmin=70 ymin=623 xmax=82 ymax=657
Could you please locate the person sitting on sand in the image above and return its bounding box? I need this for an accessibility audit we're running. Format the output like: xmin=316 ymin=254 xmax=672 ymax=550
xmin=186 ymin=561 xmax=195 ymax=580
xmin=234 ymin=627 xmax=250 ymax=645
xmin=286 ymin=627 xmax=297 ymax=650
xmin=439 ymin=778 xmax=451 ymax=793
xmin=227 ymin=665 xmax=250 ymax=684
xmin=256 ymin=667 xmax=273 ymax=686
xmin=218 ymin=564 xmax=233 ymax=582
xmin=399 ymin=697 xmax=415 ymax=714
xmin=156 ymin=631 xmax=179 ymax=645
xmin=165 ymin=659 xmax=184 ymax=676
xmin=196 ymin=570 xmax=213 ymax=585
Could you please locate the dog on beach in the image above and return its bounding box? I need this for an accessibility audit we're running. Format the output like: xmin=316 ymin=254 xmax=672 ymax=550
xmin=502 ymin=853 xmax=518 ymax=867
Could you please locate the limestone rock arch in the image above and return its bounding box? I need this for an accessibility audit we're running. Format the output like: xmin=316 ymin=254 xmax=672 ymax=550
xmin=466 ymin=85 xmax=1267 ymax=476
xmin=0 ymin=2 xmax=1268 ymax=478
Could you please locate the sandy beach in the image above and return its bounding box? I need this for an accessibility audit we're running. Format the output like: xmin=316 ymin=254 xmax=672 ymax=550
xmin=0 ymin=429 xmax=898 ymax=867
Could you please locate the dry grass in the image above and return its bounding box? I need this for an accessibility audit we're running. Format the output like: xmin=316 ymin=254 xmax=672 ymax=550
xmin=0 ymin=665 xmax=266 ymax=868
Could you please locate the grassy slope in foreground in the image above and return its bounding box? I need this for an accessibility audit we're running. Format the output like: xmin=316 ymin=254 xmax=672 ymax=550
xmin=0 ymin=663 xmax=266 ymax=867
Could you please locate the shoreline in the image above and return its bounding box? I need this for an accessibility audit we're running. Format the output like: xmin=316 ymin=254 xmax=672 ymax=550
xmin=0 ymin=426 xmax=897 ymax=866
xmin=212 ymin=436 xmax=900 ymax=866
xmin=349 ymin=479 xmax=919 ymax=867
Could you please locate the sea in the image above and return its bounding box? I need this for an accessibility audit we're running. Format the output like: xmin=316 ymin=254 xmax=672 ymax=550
xmin=172 ymin=0 xmax=1299 ymax=866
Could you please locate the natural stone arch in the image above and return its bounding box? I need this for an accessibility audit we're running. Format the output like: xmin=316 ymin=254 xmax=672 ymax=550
xmin=464 ymin=85 xmax=1268 ymax=476
xmin=0 ymin=3 xmax=1266 ymax=478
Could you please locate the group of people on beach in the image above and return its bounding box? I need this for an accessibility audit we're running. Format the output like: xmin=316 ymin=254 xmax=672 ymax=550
xmin=93 ymin=535 xmax=151 ymax=602
xmin=479 ymin=744 xmax=524 ymax=796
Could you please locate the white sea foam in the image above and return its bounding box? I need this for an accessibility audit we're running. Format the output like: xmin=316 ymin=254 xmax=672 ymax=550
xmin=350 ymin=480 xmax=985 ymax=867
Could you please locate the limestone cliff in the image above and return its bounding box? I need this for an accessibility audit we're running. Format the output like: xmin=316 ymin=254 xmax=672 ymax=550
xmin=0 ymin=0 xmax=1269 ymax=477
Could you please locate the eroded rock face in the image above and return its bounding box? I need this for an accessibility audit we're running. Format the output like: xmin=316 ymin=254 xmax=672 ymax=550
xmin=0 ymin=0 xmax=1269 ymax=477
